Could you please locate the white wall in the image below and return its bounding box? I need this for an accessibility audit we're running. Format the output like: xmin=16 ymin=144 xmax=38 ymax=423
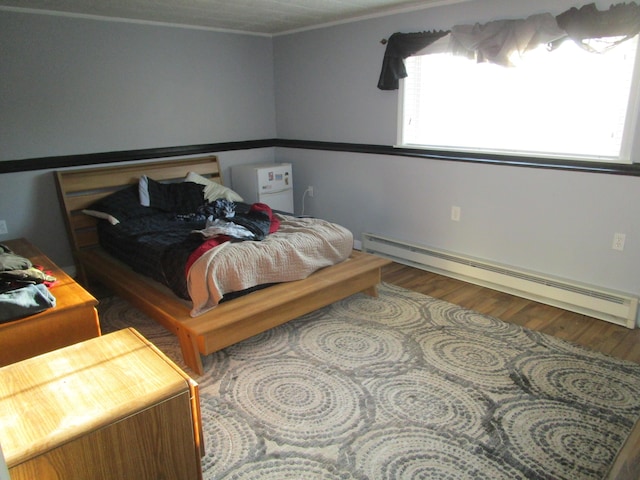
xmin=273 ymin=0 xmax=640 ymax=302
xmin=0 ymin=10 xmax=276 ymax=266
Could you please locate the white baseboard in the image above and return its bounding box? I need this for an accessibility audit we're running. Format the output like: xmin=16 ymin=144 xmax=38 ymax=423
xmin=362 ymin=232 xmax=638 ymax=329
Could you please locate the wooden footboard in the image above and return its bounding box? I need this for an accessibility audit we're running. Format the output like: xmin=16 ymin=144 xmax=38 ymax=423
xmin=79 ymin=248 xmax=389 ymax=374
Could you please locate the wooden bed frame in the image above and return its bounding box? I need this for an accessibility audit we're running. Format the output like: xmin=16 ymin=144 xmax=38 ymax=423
xmin=55 ymin=155 xmax=390 ymax=374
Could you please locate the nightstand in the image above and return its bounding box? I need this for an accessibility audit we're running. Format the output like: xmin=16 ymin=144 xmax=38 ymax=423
xmin=0 ymin=238 xmax=100 ymax=366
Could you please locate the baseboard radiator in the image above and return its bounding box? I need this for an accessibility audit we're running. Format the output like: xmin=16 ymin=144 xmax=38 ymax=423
xmin=362 ymin=233 xmax=638 ymax=329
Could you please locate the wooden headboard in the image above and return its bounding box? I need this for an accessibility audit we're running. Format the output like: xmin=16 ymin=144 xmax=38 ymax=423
xmin=55 ymin=155 xmax=222 ymax=260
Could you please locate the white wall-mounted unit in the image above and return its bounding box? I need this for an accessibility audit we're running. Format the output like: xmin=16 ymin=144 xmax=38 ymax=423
xmin=362 ymin=233 xmax=638 ymax=329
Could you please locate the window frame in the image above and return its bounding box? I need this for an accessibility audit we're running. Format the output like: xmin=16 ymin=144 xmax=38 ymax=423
xmin=395 ymin=35 xmax=640 ymax=166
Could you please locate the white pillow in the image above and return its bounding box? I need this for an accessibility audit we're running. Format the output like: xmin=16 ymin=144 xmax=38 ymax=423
xmin=184 ymin=171 xmax=243 ymax=203
xmin=82 ymin=209 xmax=120 ymax=225
xmin=139 ymin=175 xmax=151 ymax=206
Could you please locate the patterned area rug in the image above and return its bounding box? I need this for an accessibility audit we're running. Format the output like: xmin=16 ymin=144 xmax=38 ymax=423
xmin=98 ymin=282 xmax=640 ymax=480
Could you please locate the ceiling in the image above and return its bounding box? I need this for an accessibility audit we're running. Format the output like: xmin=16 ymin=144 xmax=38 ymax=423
xmin=0 ymin=0 xmax=463 ymax=35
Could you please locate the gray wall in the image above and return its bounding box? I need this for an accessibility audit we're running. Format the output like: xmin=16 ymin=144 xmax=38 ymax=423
xmin=1 ymin=11 xmax=276 ymax=159
xmin=0 ymin=10 xmax=276 ymax=265
xmin=273 ymin=0 xmax=640 ymax=303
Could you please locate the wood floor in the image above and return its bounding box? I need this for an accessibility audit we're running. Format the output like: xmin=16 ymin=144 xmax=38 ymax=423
xmin=381 ymin=262 xmax=640 ymax=480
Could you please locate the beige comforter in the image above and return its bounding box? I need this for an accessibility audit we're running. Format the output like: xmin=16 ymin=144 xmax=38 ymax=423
xmin=187 ymin=214 xmax=353 ymax=316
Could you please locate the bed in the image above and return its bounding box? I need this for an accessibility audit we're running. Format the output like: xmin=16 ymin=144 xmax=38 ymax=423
xmin=55 ymin=155 xmax=390 ymax=374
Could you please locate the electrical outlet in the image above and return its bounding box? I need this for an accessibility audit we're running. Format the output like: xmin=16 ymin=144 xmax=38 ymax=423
xmin=451 ymin=206 xmax=461 ymax=222
xmin=0 ymin=220 xmax=7 ymax=235
xmin=307 ymin=186 xmax=314 ymax=197
xmin=612 ymin=233 xmax=626 ymax=251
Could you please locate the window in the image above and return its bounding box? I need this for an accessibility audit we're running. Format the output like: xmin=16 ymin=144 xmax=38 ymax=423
xmin=399 ymin=36 xmax=640 ymax=163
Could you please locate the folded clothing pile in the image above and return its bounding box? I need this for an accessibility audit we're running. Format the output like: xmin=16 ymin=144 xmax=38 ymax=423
xmin=0 ymin=244 xmax=57 ymax=323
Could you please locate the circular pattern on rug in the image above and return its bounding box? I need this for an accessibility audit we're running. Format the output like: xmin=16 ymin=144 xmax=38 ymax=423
xmin=219 ymin=357 xmax=371 ymax=447
xmin=365 ymin=369 xmax=494 ymax=442
xmin=98 ymin=297 xmax=140 ymax=333
xmin=423 ymin=300 xmax=540 ymax=349
xmin=200 ymin=398 xmax=264 ymax=478
xmin=329 ymin=284 xmax=425 ymax=331
xmin=535 ymin=331 xmax=640 ymax=373
xmin=98 ymin=296 xmax=184 ymax=358
xmin=219 ymin=454 xmax=364 ymax=480
xmin=497 ymin=398 xmax=628 ymax=479
xmin=224 ymin=321 xmax=296 ymax=361
xmin=98 ymin=296 xmax=222 ymax=377
xmin=513 ymin=353 xmax=640 ymax=415
xmin=341 ymin=425 xmax=526 ymax=479
xmin=97 ymin=288 xmax=640 ymax=480
xmin=294 ymin=318 xmax=421 ymax=377
xmin=416 ymin=328 xmax=520 ymax=392
xmin=192 ymin=349 xmax=230 ymax=388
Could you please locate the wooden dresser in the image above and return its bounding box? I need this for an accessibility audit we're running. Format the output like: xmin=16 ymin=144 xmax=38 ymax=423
xmin=0 ymin=238 xmax=100 ymax=366
xmin=0 ymin=328 xmax=203 ymax=480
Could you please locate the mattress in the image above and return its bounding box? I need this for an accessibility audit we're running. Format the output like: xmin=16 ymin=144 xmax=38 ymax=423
xmin=96 ymin=209 xmax=354 ymax=314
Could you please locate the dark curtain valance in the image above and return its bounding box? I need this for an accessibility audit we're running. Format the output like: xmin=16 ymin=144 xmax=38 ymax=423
xmin=377 ymin=30 xmax=449 ymax=90
xmin=378 ymin=2 xmax=640 ymax=90
xmin=555 ymin=2 xmax=640 ymax=51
